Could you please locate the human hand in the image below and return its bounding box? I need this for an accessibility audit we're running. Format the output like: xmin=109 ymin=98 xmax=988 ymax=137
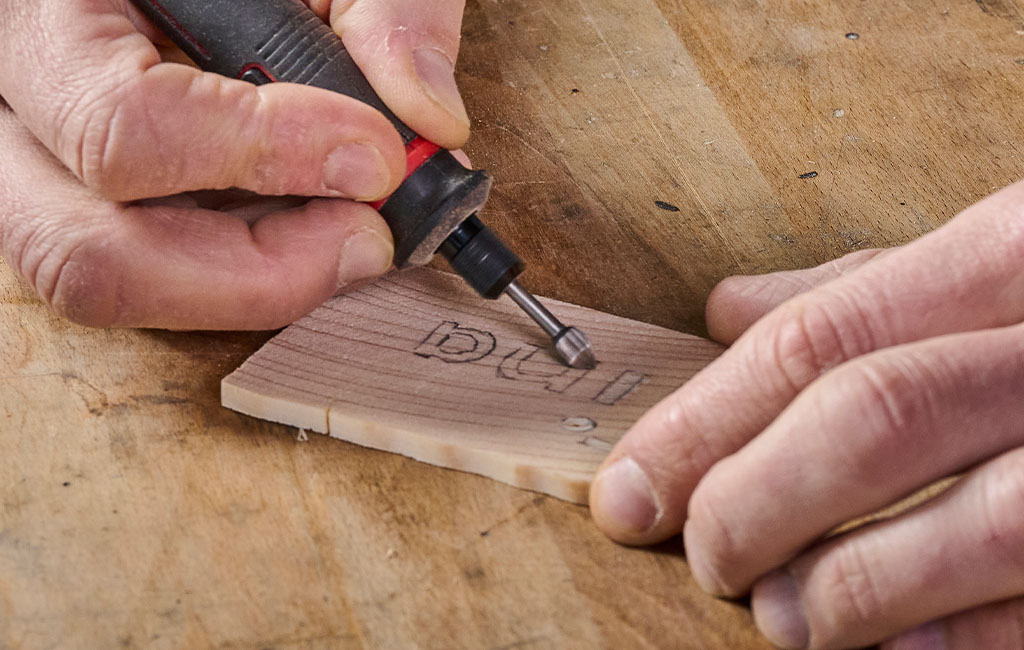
xmin=0 ymin=0 xmax=469 ymax=329
xmin=589 ymin=181 xmax=1024 ymax=649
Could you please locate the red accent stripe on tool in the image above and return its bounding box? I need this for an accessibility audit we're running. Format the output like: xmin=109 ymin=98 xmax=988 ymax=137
xmin=145 ymin=0 xmax=211 ymax=58
xmin=369 ymin=137 xmax=441 ymax=210
xmin=238 ymin=63 xmax=278 ymax=82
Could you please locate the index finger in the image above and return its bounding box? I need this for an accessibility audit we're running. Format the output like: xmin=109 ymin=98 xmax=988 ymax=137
xmin=589 ymin=180 xmax=1024 ymax=545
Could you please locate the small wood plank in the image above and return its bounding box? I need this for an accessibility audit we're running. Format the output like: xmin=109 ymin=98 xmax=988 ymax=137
xmin=222 ymin=268 xmax=723 ymax=503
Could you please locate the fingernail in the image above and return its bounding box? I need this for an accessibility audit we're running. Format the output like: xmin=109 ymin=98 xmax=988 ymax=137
xmin=413 ymin=47 xmax=470 ymax=127
xmin=884 ymin=622 xmax=945 ymax=650
xmin=323 ymin=142 xmax=392 ymax=199
xmin=753 ymin=570 xmax=809 ymax=649
xmin=337 ymin=228 xmax=393 ymax=288
xmin=591 ymin=457 xmax=662 ymax=535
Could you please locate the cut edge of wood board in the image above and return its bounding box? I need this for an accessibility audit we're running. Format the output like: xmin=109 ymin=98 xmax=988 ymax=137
xmin=221 ymin=379 xmax=328 ymax=434
xmin=327 ymin=410 xmax=592 ymax=504
xmin=223 ymin=378 xmax=593 ymax=503
xmin=220 ymin=268 xmax=725 ymax=505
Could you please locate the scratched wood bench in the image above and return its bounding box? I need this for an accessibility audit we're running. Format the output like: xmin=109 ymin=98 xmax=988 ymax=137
xmin=3 ymin=1 xmax=1022 ymax=647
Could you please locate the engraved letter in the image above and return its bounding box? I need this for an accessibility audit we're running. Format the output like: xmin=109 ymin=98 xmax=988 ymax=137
xmin=414 ymin=321 xmax=496 ymax=364
xmin=497 ymin=344 xmax=590 ymax=393
xmin=594 ymin=371 xmax=647 ymax=405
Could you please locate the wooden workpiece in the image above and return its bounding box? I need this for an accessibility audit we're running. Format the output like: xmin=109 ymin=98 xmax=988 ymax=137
xmin=3 ymin=1 xmax=1024 ymax=648
xmin=222 ymin=268 xmax=723 ymax=503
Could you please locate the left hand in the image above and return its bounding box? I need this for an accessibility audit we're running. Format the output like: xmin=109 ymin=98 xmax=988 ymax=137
xmin=589 ymin=180 xmax=1024 ymax=649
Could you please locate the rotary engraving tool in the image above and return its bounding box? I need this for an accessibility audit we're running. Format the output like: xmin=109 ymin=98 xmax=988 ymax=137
xmin=129 ymin=0 xmax=596 ymax=369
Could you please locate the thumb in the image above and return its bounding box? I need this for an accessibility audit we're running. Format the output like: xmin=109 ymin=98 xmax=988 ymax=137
xmin=331 ymin=0 xmax=471 ymax=149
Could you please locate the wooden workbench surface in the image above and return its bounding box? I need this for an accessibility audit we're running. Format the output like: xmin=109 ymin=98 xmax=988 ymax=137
xmin=3 ymin=1 xmax=1023 ymax=648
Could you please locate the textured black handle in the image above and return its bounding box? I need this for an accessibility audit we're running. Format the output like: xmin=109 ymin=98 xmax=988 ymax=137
xmin=131 ymin=0 xmax=417 ymax=143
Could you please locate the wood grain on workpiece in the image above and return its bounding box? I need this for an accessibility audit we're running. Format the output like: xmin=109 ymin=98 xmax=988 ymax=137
xmin=3 ymin=1 xmax=1023 ymax=648
xmin=222 ymin=268 xmax=722 ymax=503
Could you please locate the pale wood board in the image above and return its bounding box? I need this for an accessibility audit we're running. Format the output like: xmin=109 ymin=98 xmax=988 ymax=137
xmin=4 ymin=1 xmax=1024 ymax=647
xmin=222 ymin=268 xmax=723 ymax=503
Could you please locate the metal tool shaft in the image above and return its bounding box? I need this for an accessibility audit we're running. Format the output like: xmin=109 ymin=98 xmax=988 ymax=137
xmin=504 ymin=281 xmax=564 ymax=338
xmin=504 ymin=281 xmax=597 ymax=370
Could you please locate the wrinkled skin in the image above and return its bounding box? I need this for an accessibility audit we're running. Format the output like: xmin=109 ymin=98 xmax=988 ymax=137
xmin=5 ymin=2 xmax=1024 ymax=648
xmin=590 ymin=180 xmax=1024 ymax=649
xmin=0 ymin=0 xmax=468 ymax=329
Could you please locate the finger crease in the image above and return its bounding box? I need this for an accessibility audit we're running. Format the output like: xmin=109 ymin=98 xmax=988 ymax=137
xmin=44 ymin=238 xmax=88 ymax=307
xmin=837 ymin=544 xmax=885 ymax=629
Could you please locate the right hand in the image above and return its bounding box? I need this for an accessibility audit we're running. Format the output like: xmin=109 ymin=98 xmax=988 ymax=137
xmin=589 ymin=176 xmax=1024 ymax=649
xmin=0 ymin=0 xmax=470 ymax=329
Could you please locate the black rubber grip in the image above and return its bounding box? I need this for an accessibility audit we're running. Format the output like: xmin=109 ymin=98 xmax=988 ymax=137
xmin=439 ymin=215 xmax=524 ymax=298
xmin=131 ymin=0 xmax=417 ymax=143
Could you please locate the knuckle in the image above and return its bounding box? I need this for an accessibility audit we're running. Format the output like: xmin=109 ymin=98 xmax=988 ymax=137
xmin=818 ymin=542 xmax=887 ymax=633
xmin=75 ymin=102 xmax=120 ymax=196
xmin=826 ymin=356 xmax=944 ymax=482
xmin=53 ymin=86 xmax=107 ymax=176
xmin=36 ymin=233 xmax=122 ymax=328
xmin=762 ymin=293 xmax=875 ymax=392
xmin=657 ymin=396 xmax=715 ymax=472
xmin=55 ymin=78 xmax=138 ymax=199
xmin=642 ymin=392 xmax=729 ymax=490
